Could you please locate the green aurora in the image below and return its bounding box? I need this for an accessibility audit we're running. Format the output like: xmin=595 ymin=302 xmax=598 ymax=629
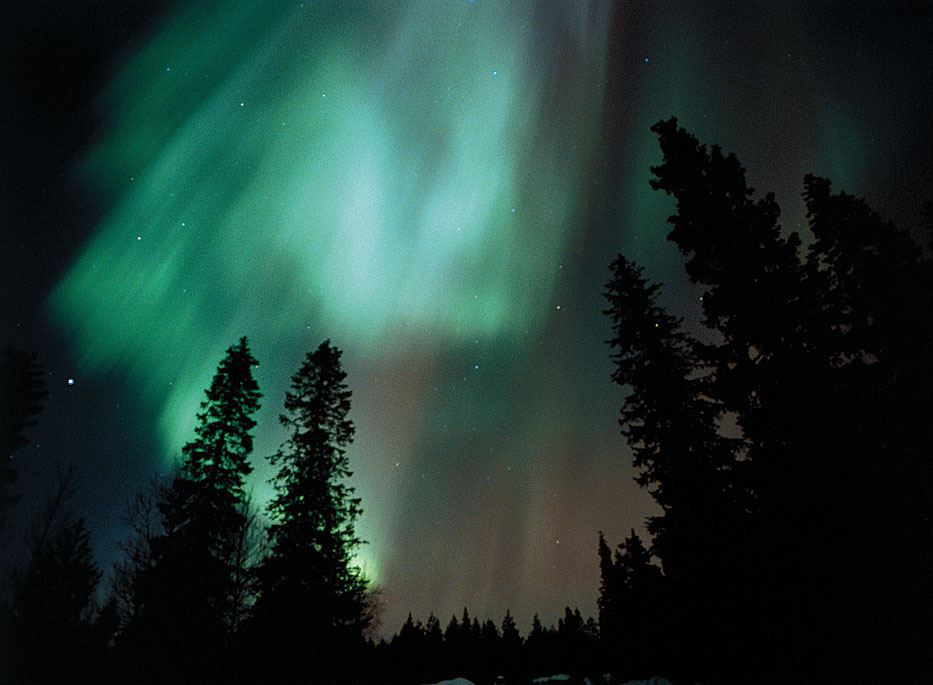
xmin=51 ymin=1 xmax=609 ymax=449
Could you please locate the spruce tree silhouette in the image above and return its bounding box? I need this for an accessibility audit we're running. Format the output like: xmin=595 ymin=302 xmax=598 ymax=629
xmin=442 ymin=612 xmax=462 ymax=676
xmin=605 ymin=117 xmax=933 ymax=681
xmin=604 ymin=251 xmax=743 ymax=676
xmin=525 ymin=612 xmax=557 ymax=678
xmin=444 ymin=606 xmax=475 ymax=678
xmin=647 ymin=117 xmax=829 ymax=675
xmin=120 ymin=337 xmax=261 ymax=683
xmin=478 ymin=618 xmax=501 ymax=680
xmin=388 ymin=612 xmax=423 ymax=682
xmin=250 ymin=340 xmax=370 ymax=682
xmin=800 ymin=174 xmax=933 ymax=677
xmin=597 ymin=532 xmax=622 ymax=648
xmin=422 ymin=612 xmax=445 ymax=679
xmin=500 ymin=609 xmax=522 ymax=680
xmin=598 ymin=530 xmax=665 ymax=678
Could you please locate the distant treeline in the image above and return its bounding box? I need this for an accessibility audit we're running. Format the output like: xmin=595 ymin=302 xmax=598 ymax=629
xmin=374 ymin=606 xmax=604 ymax=683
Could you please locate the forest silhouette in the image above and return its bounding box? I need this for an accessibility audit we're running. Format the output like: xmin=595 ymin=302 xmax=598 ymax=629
xmin=2 ymin=120 xmax=931 ymax=683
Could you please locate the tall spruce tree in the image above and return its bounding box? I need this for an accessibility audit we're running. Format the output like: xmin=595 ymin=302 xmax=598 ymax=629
xmin=607 ymin=117 xmax=933 ymax=680
xmin=801 ymin=175 xmax=933 ymax=675
xmin=652 ymin=117 xmax=933 ymax=676
xmin=251 ymin=340 xmax=369 ymax=680
xmin=121 ymin=337 xmax=260 ymax=682
xmin=604 ymin=253 xmax=746 ymax=675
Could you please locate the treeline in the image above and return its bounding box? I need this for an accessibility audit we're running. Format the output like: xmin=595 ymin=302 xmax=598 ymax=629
xmin=373 ymin=607 xmax=601 ymax=683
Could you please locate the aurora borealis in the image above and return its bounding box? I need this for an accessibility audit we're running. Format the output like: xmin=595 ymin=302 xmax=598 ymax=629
xmin=6 ymin=1 xmax=933 ymax=636
xmin=50 ymin=0 xmax=610 ymax=457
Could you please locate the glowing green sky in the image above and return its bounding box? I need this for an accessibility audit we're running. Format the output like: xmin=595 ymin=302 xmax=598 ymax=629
xmin=40 ymin=0 xmax=898 ymax=634
xmin=49 ymin=0 xmax=615 ymax=615
xmin=52 ymin=0 xmax=607 ymax=450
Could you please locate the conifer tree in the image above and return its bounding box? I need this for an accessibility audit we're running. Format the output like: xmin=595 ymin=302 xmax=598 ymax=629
xmin=444 ymin=613 xmax=460 ymax=645
xmin=423 ymin=613 xmax=445 ymax=680
xmin=599 ymin=530 xmax=666 ymax=675
xmin=801 ymin=175 xmax=933 ymax=674
xmin=251 ymin=340 xmax=369 ymax=679
xmin=525 ymin=613 xmax=554 ymax=677
xmin=500 ymin=609 xmax=522 ymax=680
xmin=604 ymin=252 xmax=745 ymax=673
xmin=597 ymin=532 xmax=621 ymax=644
xmin=501 ymin=608 xmax=521 ymax=650
xmin=607 ymin=117 xmax=933 ymax=680
xmin=425 ymin=612 xmax=443 ymax=647
xmin=395 ymin=611 xmax=422 ymax=645
xmin=653 ymin=118 xmax=932 ymax=672
xmin=528 ymin=613 xmax=544 ymax=641
xmin=121 ymin=337 xmax=261 ymax=681
xmin=390 ymin=612 xmax=426 ymax=682
xmin=460 ymin=607 xmax=477 ymax=644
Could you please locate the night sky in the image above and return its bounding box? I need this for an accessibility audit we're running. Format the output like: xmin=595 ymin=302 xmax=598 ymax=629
xmin=4 ymin=1 xmax=932 ymax=637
